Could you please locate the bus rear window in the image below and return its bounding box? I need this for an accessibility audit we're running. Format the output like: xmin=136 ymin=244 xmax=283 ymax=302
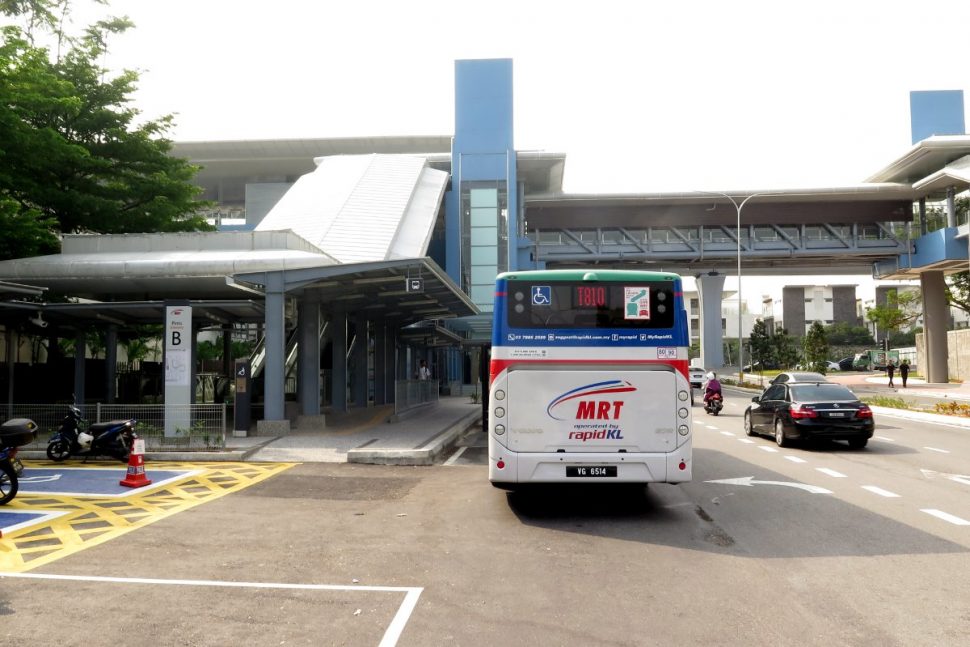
xmin=505 ymin=281 xmax=676 ymax=329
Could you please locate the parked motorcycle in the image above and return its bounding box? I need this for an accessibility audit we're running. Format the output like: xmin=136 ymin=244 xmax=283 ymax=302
xmin=1 ymin=417 xmax=38 ymax=505
xmin=704 ymin=392 xmax=723 ymax=416
xmin=46 ymin=405 xmax=136 ymax=463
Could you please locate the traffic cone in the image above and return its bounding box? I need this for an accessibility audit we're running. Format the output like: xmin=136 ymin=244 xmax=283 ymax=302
xmin=120 ymin=439 xmax=152 ymax=488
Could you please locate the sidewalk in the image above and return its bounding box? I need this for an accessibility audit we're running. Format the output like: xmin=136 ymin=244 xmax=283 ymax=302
xmin=19 ymin=396 xmax=484 ymax=466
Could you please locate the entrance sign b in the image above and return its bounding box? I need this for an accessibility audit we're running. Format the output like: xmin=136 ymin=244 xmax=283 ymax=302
xmin=164 ymin=305 xmax=192 ymax=437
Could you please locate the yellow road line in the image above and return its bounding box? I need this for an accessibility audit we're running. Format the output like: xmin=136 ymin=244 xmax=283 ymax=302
xmin=0 ymin=461 xmax=295 ymax=573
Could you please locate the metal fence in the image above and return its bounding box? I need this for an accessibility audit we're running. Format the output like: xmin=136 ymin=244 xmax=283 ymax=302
xmin=7 ymin=403 xmax=227 ymax=451
xmin=394 ymin=379 xmax=439 ymax=415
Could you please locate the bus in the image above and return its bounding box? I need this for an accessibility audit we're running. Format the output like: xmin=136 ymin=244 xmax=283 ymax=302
xmin=487 ymin=269 xmax=693 ymax=488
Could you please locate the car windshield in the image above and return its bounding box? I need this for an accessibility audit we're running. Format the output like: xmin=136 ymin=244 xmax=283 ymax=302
xmin=789 ymin=384 xmax=857 ymax=401
xmin=788 ymin=373 xmax=826 ymax=382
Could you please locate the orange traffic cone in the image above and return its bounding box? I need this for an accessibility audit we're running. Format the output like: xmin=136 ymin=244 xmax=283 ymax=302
xmin=120 ymin=439 xmax=152 ymax=488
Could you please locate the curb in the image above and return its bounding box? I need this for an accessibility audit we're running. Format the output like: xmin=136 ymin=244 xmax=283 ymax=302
xmin=346 ymin=410 xmax=482 ymax=466
xmin=867 ymin=405 xmax=970 ymax=428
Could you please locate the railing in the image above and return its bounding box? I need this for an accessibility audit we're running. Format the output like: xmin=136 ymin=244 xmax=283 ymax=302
xmin=394 ymin=380 xmax=439 ymax=416
xmin=9 ymin=403 xmax=227 ymax=451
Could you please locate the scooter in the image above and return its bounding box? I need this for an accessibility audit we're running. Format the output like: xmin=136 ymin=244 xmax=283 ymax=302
xmin=1 ymin=417 xmax=38 ymax=505
xmin=46 ymin=405 xmax=136 ymax=463
xmin=704 ymin=392 xmax=723 ymax=416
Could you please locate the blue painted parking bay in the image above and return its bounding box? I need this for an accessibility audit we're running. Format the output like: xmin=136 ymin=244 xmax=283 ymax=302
xmin=12 ymin=466 xmax=199 ymax=498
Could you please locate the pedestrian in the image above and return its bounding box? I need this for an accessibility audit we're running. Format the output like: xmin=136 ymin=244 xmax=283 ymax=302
xmin=886 ymin=360 xmax=895 ymax=388
xmin=899 ymin=360 xmax=909 ymax=388
xmin=417 ymin=359 xmax=431 ymax=381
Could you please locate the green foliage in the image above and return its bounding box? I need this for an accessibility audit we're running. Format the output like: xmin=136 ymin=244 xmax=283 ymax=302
xmin=0 ymin=11 xmax=213 ymax=261
xmin=824 ymin=321 xmax=874 ymax=345
xmin=803 ymin=321 xmax=830 ymax=373
xmin=866 ymin=289 xmax=921 ymax=338
xmin=748 ymin=319 xmax=773 ymax=371
xmin=772 ymin=327 xmax=800 ymax=369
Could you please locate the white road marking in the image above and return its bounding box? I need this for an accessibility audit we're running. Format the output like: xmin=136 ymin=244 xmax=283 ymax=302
xmin=921 ymin=509 xmax=970 ymax=526
xmin=784 ymin=456 xmax=807 ymax=464
xmin=923 ymin=447 xmax=950 ymax=454
xmin=0 ymin=572 xmax=423 ymax=647
xmin=758 ymin=446 xmax=779 ymax=453
xmin=720 ymin=431 xmax=735 ymax=437
xmin=443 ymin=446 xmax=467 ymax=466
xmin=874 ymin=435 xmax=895 ymax=442
xmin=705 ymin=425 xmax=719 ymax=430
xmin=919 ymin=469 xmax=970 ymax=487
xmin=861 ymin=485 xmax=901 ymax=498
xmin=739 ymin=439 xmax=756 ymax=444
xmin=706 ymin=476 xmax=832 ymax=494
xmin=816 ymin=468 xmax=847 ymax=478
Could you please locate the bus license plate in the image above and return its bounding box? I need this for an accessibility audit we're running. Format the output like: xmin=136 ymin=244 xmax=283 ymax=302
xmin=566 ymin=466 xmax=617 ymax=477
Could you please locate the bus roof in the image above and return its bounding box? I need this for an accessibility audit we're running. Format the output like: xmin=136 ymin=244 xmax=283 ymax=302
xmin=496 ymin=269 xmax=681 ymax=282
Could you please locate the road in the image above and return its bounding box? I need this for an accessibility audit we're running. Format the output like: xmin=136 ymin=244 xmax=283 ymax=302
xmin=2 ymin=390 xmax=969 ymax=646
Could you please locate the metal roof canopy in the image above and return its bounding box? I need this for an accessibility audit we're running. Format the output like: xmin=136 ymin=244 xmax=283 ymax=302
xmin=231 ymin=257 xmax=479 ymax=324
xmin=0 ymin=299 xmax=266 ymax=330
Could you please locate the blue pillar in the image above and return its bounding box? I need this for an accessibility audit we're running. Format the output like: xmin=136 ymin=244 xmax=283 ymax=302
xmin=298 ymin=291 xmax=321 ymax=416
xmin=263 ymin=274 xmax=286 ymax=421
xmin=696 ymin=273 xmax=726 ymax=369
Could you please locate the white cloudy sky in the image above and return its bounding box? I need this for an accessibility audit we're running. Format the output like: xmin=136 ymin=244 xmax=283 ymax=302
xmin=61 ymin=0 xmax=965 ymax=304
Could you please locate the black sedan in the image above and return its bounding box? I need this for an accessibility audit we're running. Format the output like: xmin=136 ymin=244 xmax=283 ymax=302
xmin=744 ymin=382 xmax=874 ymax=448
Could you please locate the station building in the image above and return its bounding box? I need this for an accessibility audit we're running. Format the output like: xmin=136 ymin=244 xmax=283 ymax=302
xmin=2 ymin=60 xmax=970 ymax=432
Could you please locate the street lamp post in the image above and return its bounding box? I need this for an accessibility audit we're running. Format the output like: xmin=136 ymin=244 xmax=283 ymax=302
xmin=700 ymin=191 xmax=763 ymax=385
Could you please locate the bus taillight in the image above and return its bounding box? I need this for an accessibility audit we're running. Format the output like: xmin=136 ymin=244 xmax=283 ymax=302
xmin=679 ymin=461 xmax=687 ymax=471
xmin=496 ymin=460 xmax=506 ymax=470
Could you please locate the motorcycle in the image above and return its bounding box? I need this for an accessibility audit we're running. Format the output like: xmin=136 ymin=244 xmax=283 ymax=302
xmin=46 ymin=405 xmax=136 ymax=463
xmin=1 ymin=417 xmax=38 ymax=505
xmin=704 ymin=392 xmax=723 ymax=416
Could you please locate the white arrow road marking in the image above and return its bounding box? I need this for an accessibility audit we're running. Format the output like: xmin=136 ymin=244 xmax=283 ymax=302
xmin=816 ymin=468 xmax=847 ymax=478
xmin=921 ymin=509 xmax=970 ymax=526
xmin=862 ymin=485 xmax=900 ymax=498
xmin=705 ymin=476 xmax=832 ymax=494
xmin=920 ymin=469 xmax=970 ymax=487
xmin=784 ymin=456 xmax=807 ymax=464
xmin=17 ymin=474 xmax=63 ymax=483
xmin=923 ymin=447 xmax=950 ymax=454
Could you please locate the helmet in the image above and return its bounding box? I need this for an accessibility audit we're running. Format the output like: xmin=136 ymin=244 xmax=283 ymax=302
xmin=77 ymin=431 xmax=94 ymax=449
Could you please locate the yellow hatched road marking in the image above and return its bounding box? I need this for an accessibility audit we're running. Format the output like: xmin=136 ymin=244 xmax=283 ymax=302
xmin=1 ymin=461 xmax=295 ymax=573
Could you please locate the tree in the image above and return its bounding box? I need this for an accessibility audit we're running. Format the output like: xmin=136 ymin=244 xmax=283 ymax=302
xmin=824 ymin=321 xmax=874 ymax=346
xmin=866 ymin=289 xmax=922 ymax=342
xmin=0 ymin=7 xmax=212 ymax=261
xmin=747 ymin=319 xmax=773 ymax=372
xmin=773 ymin=328 xmax=800 ymax=369
xmin=803 ymin=321 xmax=830 ymax=373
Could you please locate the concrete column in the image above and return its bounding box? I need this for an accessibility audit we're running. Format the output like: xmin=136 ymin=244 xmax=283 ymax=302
xmin=262 ymin=274 xmax=287 ymax=423
xmin=696 ymin=273 xmax=726 ymax=369
xmin=919 ymin=198 xmax=927 ymax=236
xmin=105 ymin=325 xmax=117 ymax=404
xmin=374 ymin=321 xmax=388 ymax=405
xmin=946 ymin=187 xmax=957 ymax=228
xmin=330 ymin=311 xmax=348 ymax=413
xmin=353 ymin=315 xmax=369 ymax=407
xmin=921 ymin=270 xmax=949 ymax=383
xmin=298 ymin=292 xmax=321 ymax=416
xmin=74 ymin=330 xmax=86 ymax=404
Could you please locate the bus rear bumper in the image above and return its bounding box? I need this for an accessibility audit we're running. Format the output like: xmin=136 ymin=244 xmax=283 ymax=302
xmin=488 ymin=447 xmax=692 ymax=485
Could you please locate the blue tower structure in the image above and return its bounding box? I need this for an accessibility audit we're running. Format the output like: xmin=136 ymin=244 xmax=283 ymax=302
xmin=446 ymin=59 xmax=519 ymax=315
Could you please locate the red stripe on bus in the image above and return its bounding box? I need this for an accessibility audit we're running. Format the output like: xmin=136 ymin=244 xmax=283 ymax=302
xmin=490 ymin=358 xmax=689 ymax=384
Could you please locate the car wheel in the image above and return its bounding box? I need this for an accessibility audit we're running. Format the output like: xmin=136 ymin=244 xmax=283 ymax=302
xmin=744 ymin=412 xmax=755 ymax=436
xmin=774 ymin=420 xmax=789 ymax=447
xmin=848 ymin=438 xmax=867 ymax=449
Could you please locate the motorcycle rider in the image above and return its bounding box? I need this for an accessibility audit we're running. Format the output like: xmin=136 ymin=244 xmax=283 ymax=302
xmin=703 ymin=372 xmax=722 ymax=406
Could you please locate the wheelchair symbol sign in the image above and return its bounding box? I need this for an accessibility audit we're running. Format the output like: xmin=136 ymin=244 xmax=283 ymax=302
xmin=532 ymin=286 xmax=551 ymax=306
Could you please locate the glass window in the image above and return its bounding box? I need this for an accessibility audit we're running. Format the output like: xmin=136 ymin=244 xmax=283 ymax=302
xmin=470 ymin=188 xmax=497 ymax=208
xmin=470 ymin=266 xmax=497 ymax=285
xmin=471 ymin=247 xmax=498 ymax=265
xmin=471 ymin=227 xmax=497 ymax=246
xmin=470 ymin=207 xmax=496 ymax=227
xmin=505 ymin=280 xmax=677 ymax=330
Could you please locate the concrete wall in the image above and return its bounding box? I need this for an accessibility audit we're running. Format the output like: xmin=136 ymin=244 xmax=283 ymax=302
xmin=917 ymin=328 xmax=970 ymax=382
